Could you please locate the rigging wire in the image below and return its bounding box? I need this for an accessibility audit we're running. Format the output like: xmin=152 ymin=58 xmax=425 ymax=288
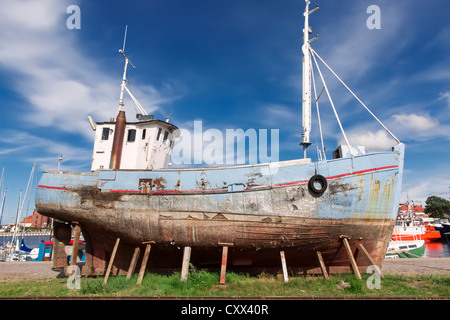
xmin=309 ymin=56 xmax=326 ymax=160
xmin=309 ymin=46 xmax=353 ymax=156
xmin=309 ymin=47 xmax=400 ymax=144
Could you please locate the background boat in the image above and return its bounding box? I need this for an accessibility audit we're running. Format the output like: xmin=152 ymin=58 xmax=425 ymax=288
xmin=385 ymin=240 xmax=426 ymax=259
xmin=392 ymin=202 xmax=441 ymax=242
xmin=392 ymin=222 xmax=441 ymax=242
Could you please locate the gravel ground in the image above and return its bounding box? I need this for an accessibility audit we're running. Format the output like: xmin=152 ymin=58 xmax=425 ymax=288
xmin=0 ymin=258 xmax=449 ymax=283
xmin=381 ymin=257 xmax=450 ymax=276
xmin=0 ymin=261 xmax=63 ymax=282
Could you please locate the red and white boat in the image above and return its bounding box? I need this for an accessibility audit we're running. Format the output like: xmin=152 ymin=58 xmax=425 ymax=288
xmin=392 ymin=202 xmax=441 ymax=242
xmin=392 ymin=222 xmax=441 ymax=242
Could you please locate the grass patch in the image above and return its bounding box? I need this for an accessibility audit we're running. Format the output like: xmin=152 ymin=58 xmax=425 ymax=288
xmin=0 ymin=269 xmax=448 ymax=298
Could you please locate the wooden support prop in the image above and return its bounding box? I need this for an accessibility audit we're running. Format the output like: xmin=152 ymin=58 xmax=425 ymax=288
xmin=218 ymin=243 xmax=233 ymax=285
xmin=340 ymin=236 xmax=362 ymax=280
xmin=137 ymin=243 xmax=152 ymax=285
xmin=316 ymin=251 xmax=329 ymax=280
xmin=218 ymin=242 xmax=234 ymax=247
xmin=103 ymin=237 xmax=121 ymax=285
xmin=70 ymin=223 xmax=81 ymax=266
xmin=220 ymin=246 xmax=229 ymax=284
xmin=280 ymin=251 xmax=289 ymax=282
xmin=180 ymin=246 xmax=191 ymax=282
xmin=126 ymin=247 xmax=141 ymax=280
xmin=357 ymin=243 xmax=384 ymax=278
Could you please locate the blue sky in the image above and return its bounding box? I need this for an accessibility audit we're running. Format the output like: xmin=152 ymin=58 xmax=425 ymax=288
xmin=0 ymin=0 xmax=449 ymax=224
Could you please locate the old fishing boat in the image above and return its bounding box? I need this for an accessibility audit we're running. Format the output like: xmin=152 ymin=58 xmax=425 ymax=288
xmin=35 ymin=1 xmax=405 ymax=276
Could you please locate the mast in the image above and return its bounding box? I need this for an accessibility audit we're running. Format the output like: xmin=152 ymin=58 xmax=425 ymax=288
xmin=111 ymin=26 xmax=133 ymax=170
xmin=0 ymin=168 xmax=4 ymax=225
xmin=0 ymin=187 xmax=6 ymax=226
xmin=300 ymin=0 xmax=318 ymax=158
xmin=118 ymin=25 xmax=136 ymax=111
xmin=11 ymin=162 xmax=36 ymax=250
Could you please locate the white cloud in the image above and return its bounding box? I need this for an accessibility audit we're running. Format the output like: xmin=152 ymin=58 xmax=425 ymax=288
xmin=314 ymin=2 xmax=409 ymax=86
xmin=0 ymin=0 xmax=61 ymax=31
xmin=260 ymin=104 xmax=299 ymax=128
xmin=0 ymin=0 xmax=175 ymax=140
xmin=401 ymin=173 xmax=450 ymax=204
xmin=386 ymin=112 xmax=450 ymax=142
xmin=339 ymin=129 xmax=397 ymax=151
xmin=0 ymin=130 xmax=92 ymax=172
xmin=439 ymin=91 xmax=450 ymax=107
xmin=391 ymin=113 xmax=438 ymax=131
xmin=334 ymin=112 xmax=448 ymax=151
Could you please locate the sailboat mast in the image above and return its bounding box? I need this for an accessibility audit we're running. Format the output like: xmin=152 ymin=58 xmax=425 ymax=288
xmin=0 ymin=187 xmax=7 ymax=226
xmin=300 ymin=0 xmax=318 ymax=158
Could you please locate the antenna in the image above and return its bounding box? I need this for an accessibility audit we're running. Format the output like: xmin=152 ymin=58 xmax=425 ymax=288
xmin=122 ymin=25 xmax=128 ymax=53
xmin=116 ymin=25 xmax=148 ymax=116
xmin=118 ymin=25 xmax=136 ymax=111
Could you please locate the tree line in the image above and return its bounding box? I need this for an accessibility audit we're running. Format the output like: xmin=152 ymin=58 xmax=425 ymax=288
xmin=424 ymin=196 xmax=450 ymax=219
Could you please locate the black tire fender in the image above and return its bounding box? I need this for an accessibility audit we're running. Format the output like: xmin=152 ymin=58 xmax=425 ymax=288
xmin=308 ymin=174 xmax=328 ymax=196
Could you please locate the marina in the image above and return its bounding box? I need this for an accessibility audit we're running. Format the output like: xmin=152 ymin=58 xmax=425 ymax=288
xmin=0 ymin=233 xmax=52 ymax=250
xmin=424 ymin=241 xmax=450 ymax=258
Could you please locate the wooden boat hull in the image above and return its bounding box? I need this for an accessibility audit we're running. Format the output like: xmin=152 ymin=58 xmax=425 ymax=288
xmin=35 ymin=144 xmax=404 ymax=275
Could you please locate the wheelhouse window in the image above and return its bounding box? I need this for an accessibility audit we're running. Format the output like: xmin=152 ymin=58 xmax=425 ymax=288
xmin=101 ymin=128 xmax=110 ymax=140
xmin=142 ymin=129 xmax=146 ymax=140
xmin=127 ymin=129 xmax=136 ymax=142
xmin=156 ymin=128 xmax=162 ymax=141
xmin=163 ymin=131 xmax=169 ymax=144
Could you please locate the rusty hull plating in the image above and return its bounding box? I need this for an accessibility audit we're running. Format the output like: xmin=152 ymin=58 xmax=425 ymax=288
xmin=35 ymin=143 xmax=404 ymax=276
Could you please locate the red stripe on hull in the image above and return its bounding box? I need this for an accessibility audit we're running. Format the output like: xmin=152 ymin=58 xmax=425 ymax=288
xmin=37 ymin=165 xmax=398 ymax=194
